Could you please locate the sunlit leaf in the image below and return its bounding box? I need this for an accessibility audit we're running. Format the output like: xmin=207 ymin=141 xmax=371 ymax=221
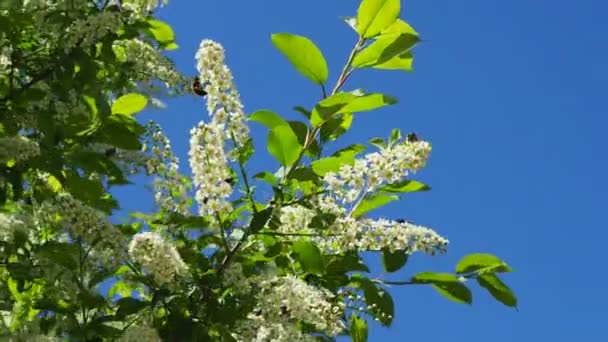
xmin=111 ymin=93 xmax=147 ymax=116
xmin=352 ymin=193 xmax=399 ymax=218
xmin=357 ymin=0 xmax=400 ymax=38
xmin=267 ymin=125 xmax=302 ymax=166
xmin=293 ymin=240 xmax=325 ymax=275
xmin=477 ymin=273 xmax=518 ymax=308
xmin=271 ymin=33 xmax=329 ymax=85
xmin=378 ymin=180 xmax=430 ymax=193
xmin=456 ymin=253 xmax=513 ymax=274
xmin=412 ymin=272 xmax=472 ymax=305
xmin=350 ymin=313 xmax=368 ymax=342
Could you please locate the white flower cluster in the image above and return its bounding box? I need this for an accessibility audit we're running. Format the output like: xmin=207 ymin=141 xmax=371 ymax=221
xmin=278 ymin=205 xmax=316 ymax=235
xmin=64 ymin=11 xmax=123 ymax=52
xmin=120 ymin=0 xmax=168 ymax=14
xmin=40 ymin=194 xmax=122 ymax=247
xmin=194 ymin=39 xmax=249 ymax=150
xmin=0 ymin=41 xmax=11 ymax=73
xmin=0 ymin=136 xmax=40 ymax=163
xmin=189 ymin=122 xmax=234 ymax=219
xmin=0 ymin=212 xmax=28 ymax=241
xmin=233 ymin=275 xmax=345 ymax=341
xmin=143 ymin=121 xmax=191 ymax=215
xmin=113 ymin=39 xmax=185 ymax=89
xmin=317 ymin=217 xmax=448 ymax=254
xmin=222 ymin=263 xmax=253 ymax=294
xmin=128 ymin=232 xmax=187 ymax=285
xmin=324 ymin=140 xmax=432 ymax=205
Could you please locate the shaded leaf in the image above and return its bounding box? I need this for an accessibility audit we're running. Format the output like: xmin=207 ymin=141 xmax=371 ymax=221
xmin=477 ymin=273 xmax=517 ymax=308
xmin=382 ymin=249 xmax=408 ymax=273
xmin=293 ymin=240 xmax=325 ymax=275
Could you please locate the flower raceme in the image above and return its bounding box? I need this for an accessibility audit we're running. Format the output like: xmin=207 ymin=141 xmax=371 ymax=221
xmin=128 ymin=232 xmax=187 ymax=285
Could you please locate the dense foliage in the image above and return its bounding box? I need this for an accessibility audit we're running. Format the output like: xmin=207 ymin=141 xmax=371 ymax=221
xmin=0 ymin=0 xmax=517 ymax=341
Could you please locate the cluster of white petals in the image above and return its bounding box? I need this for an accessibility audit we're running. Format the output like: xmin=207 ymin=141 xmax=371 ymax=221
xmin=113 ymin=39 xmax=185 ymax=89
xmin=324 ymin=140 xmax=432 ymax=205
xmin=233 ymin=275 xmax=345 ymax=341
xmin=64 ymin=11 xmax=123 ymax=52
xmin=278 ymin=205 xmax=316 ymax=235
xmin=189 ymin=122 xmax=234 ymax=219
xmin=38 ymin=194 xmax=122 ymax=248
xmin=128 ymin=232 xmax=187 ymax=285
xmin=194 ymin=39 xmax=249 ymax=150
xmin=143 ymin=122 xmax=191 ymax=215
xmin=0 ymin=136 xmax=40 ymax=163
xmin=0 ymin=213 xmax=28 ymax=242
xmin=120 ymin=0 xmax=168 ymax=14
xmin=317 ymin=217 xmax=448 ymax=254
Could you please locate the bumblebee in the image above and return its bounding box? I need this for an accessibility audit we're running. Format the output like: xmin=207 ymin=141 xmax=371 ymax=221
xmin=191 ymin=76 xmax=207 ymax=97
xmin=405 ymin=132 xmax=420 ymax=143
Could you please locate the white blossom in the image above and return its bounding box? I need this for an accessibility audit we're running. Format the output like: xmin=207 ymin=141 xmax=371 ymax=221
xmin=128 ymin=232 xmax=187 ymax=285
xmin=64 ymin=11 xmax=123 ymax=52
xmin=233 ymin=275 xmax=345 ymax=341
xmin=278 ymin=205 xmax=317 ymax=235
xmin=0 ymin=136 xmax=40 ymax=163
xmin=317 ymin=217 xmax=448 ymax=254
xmin=194 ymin=39 xmax=249 ymax=150
xmin=189 ymin=121 xmax=234 ymax=219
xmin=113 ymin=39 xmax=185 ymax=89
xmin=0 ymin=213 xmax=28 ymax=242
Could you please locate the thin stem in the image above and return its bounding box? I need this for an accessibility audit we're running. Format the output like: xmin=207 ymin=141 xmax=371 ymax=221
xmin=321 ymin=84 xmax=327 ymax=99
xmin=331 ymin=37 xmax=367 ymax=95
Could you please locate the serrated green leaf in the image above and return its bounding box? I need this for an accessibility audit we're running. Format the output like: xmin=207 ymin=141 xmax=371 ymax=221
xmin=320 ymin=113 xmax=353 ymax=142
xmin=271 ymin=33 xmax=329 ymax=85
xmin=378 ymin=180 xmax=431 ymax=193
xmin=477 ymin=273 xmax=517 ymax=308
xmin=293 ymin=241 xmax=325 ymax=275
xmin=412 ymin=272 xmax=472 ymax=304
xmin=456 ymin=253 xmax=513 ymax=274
xmin=111 ymin=93 xmax=147 ymax=115
xmin=357 ymin=0 xmax=400 ymax=38
xmin=350 ymin=313 xmax=368 ymax=342
xmin=382 ymin=249 xmax=408 ymax=272
xmin=352 ymin=193 xmax=399 ymax=218
xmin=267 ymin=125 xmax=302 ymax=166
xmin=249 ymin=110 xmax=289 ymax=129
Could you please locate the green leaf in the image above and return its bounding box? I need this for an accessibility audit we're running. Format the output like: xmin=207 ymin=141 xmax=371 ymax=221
xmin=271 ymin=33 xmax=329 ymax=85
xmin=389 ymin=128 xmax=402 ymax=144
xmin=456 ymin=253 xmax=513 ymax=274
xmin=311 ymin=91 xmax=397 ymax=126
xmin=378 ymin=180 xmax=430 ymax=193
xmin=249 ymin=110 xmax=289 ymax=129
xmin=111 ymin=93 xmax=148 ymax=116
xmin=320 ymin=113 xmax=353 ymax=142
xmin=293 ymin=106 xmax=312 ymax=119
xmin=382 ymin=249 xmax=408 ymax=273
xmin=115 ymin=297 xmax=148 ymax=317
xmin=253 ymin=171 xmax=278 ymax=186
xmin=293 ymin=240 xmax=325 ymax=275
xmin=144 ymin=18 xmax=175 ymax=43
xmin=353 ymin=33 xmax=418 ymax=69
xmin=372 ymin=51 xmax=414 ymax=72
xmin=379 ymin=19 xmax=419 ymax=37
xmin=267 ymin=125 xmax=302 ymax=167
xmin=352 ymin=193 xmax=399 ymax=218
xmin=477 ymin=273 xmax=517 ymax=308
xmin=311 ymin=154 xmax=355 ymax=176
xmin=368 ymin=137 xmax=386 ymax=149
xmin=357 ymin=0 xmax=400 ymax=38
xmin=412 ymin=272 xmax=472 ymax=305
xmin=36 ymin=241 xmax=79 ymax=270
xmin=332 ymin=144 xmax=366 ymax=158
xmin=350 ymin=313 xmax=368 ymax=342
xmin=248 ymin=208 xmax=273 ymax=233
xmin=352 ymin=275 xmax=394 ymax=325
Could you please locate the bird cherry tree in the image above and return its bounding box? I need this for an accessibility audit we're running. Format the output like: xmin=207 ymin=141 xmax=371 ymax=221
xmin=0 ymin=0 xmax=516 ymax=341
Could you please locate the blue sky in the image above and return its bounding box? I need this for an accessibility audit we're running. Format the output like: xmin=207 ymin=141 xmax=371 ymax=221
xmin=115 ymin=0 xmax=608 ymax=340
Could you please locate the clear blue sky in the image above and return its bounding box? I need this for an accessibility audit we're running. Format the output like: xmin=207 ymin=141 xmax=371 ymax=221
xmin=115 ymin=0 xmax=608 ymax=340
